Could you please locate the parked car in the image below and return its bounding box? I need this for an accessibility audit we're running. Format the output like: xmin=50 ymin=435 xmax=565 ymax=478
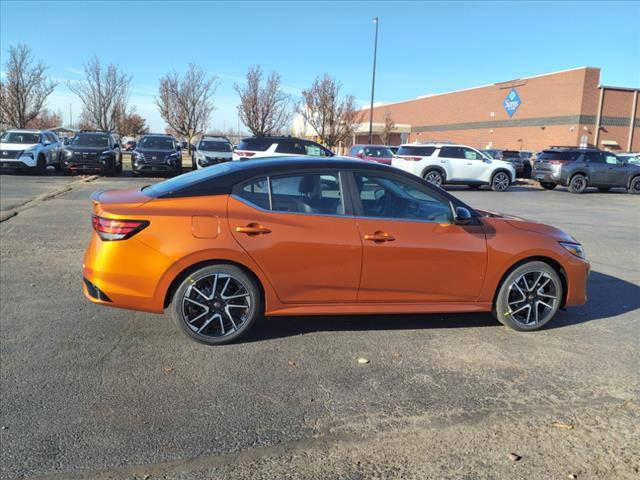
xmin=0 ymin=129 xmax=62 ymax=173
xmin=83 ymin=157 xmax=589 ymax=345
xmin=532 ymin=147 xmax=640 ymax=194
xmin=192 ymin=136 xmax=233 ymax=169
xmin=388 ymin=146 xmax=399 ymax=155
xmin=617 ymin=153 xmax=640 ymax=165
xmin=393 ymin=143 xmax=516 ymax=191
xmin=347 ymin=144 xmax=394 ymax=165
xmin=124 ymin=140 xmax=137 ymax=151
xmin=61 ymin=131 xmax=123 ymax=175
xmin=483 ymin=149 xmax=528 ymax=178
xmin=233 ymin=136 xmax=334 ymax=160
xmin=132 ymin=134 xmax=183 ymax=176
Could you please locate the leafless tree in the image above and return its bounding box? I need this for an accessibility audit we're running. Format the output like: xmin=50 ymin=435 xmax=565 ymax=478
xmin=297 ymin=74 xmax=361 ymax=148
xmin=68 ymin=57 xmax=131 ymax=131
xmin=234 ymin=66 xmax=290 ymax=136
xmin=0 ymin=44 xmax=57 ymax=128
xmin=156 ymin=64 xmax=219 ymax=153
xmin=26 ymin=108 xmax=63 ymax=129
xmin=381 ymin=110 xmax=396 ymax=145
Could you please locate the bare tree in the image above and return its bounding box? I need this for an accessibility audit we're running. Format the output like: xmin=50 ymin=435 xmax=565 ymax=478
xmin=26 ymin=108 xmax=63 ymax=129
xmin=234 ymin=66 xmax=290 ymax=136
xmin=297 ymin=74 xmax=361 ymax=148
xmin=68 ymin=57 xmax=130 ymax=131
xmin=156 ymin=64 xmax=218 ymax=153
xmin=0 ymin=44 xmax=57 ymax=128
xmin=381 ymin=110 xmax=396 ymax=145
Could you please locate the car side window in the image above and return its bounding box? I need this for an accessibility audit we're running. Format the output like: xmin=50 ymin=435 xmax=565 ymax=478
xmin=462 ymin=148 xmax=483 ymax=160
xmin=270 ymin=172 xmax=344 ymax=215
xmin=237 ymin=176 xmax=270 ymax=210
xmin=439 ymin=147 xmax=463 ymax=158
xmin=303 ymin=141 xmax=328 ymax=156
xmin=354 ymin=173 xmax=453 ymax=223
xmin=604 ymin=154 xmax=618 ymax=165
xmin=583 ymin=152 xmax=603 ymax=163
xmin=275 ymin=141 xmax=305 ymax=155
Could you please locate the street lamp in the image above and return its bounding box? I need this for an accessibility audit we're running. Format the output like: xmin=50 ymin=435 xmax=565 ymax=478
xmin=368 ymin=16 xmax=379 ymax=144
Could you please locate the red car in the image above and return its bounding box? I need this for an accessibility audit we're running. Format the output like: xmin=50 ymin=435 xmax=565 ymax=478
xmin=348 ymin=144 xmax=394 ymax=165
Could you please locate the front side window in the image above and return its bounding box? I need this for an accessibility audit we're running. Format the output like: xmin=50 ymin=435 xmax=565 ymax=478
xmin=604 ymin=154 xmax=619 ymax=165
xmin=354 ymin=173 xmax=452 ymax=223
xmin=462 ymin=148 xmax=483 ymax=160
xmin=303 ymin=142 xmax=329 ymax=156
xmin=271 ymin=173 xmax=343 ymax=215
xmin=439 ymin=146 xmax=463 ymax=159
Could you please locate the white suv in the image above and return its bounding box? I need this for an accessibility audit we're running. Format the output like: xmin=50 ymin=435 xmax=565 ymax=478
xmin=192 ymin=136 xmax=233 ymax=169
xmin=233 ymin=136 xmax=334 ymax=160
xmin=392 ymin=143 xmax=516 ymax=191
xmin=0 ymin=129 xmax=63 ymax=173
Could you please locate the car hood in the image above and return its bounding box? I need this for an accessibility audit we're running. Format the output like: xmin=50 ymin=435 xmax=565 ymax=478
xmin=198 ymin=150 xmax=232 ymax=156
xmin=477 ymin=209 xmax=577 ymax=243
xmin=1 ymin=142 xmax=38 ymax=150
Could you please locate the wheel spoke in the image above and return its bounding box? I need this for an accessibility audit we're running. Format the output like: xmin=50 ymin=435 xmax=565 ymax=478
xmin=225 ymin=308 xmax=238 ymax=331
xmin=220 ymin=276 xmax=231 ymax=297
xmin=191 ymin=286 xmax=211 ymax=301
xmin=197 ymin=313 xmax=218 ymax=333
xmin=538 ymin=299 xmax=554 ymax=310
xmin=531 ymin=272 xmax=544 ymax=291
xmin=184 ymin=297 xmax=208 ymax=310
xmin=222 ymin=292 xmax=249 ymax=300
xmin=525 ymin=304 xmax=532 ymax=324
xmin=537 ymin=292 xmax=556 ymax=299
xmin=521 ymin=275 xmax=530 ymax=291
xmin=187 ymin=309 xmax=209 ymax=324
xmin=510 ymin=304 xmax=530 ymax=316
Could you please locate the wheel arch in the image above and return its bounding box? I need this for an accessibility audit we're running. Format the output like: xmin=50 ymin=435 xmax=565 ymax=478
xmin=491 ymin=168 xmax=513 ymax=182
xmin=492 ymin=255 xmax=568 ymax=310
xmin=628 ymin=174 xmax=640 ymax=189
xmin=421 ymin=165 xmax=447 ymax=180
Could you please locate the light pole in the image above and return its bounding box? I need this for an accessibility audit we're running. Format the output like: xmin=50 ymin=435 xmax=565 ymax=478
xmin=368 ymin=16 xmax=379 ymax=144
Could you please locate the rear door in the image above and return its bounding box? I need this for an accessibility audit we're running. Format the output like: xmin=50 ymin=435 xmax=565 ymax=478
xmin=438 ymin=146 xmax=465 ymax=180
xmin=228 ymin=170 xmax=362 ymax=303
xmin=583 ymin=152 xmax=608 ymax=185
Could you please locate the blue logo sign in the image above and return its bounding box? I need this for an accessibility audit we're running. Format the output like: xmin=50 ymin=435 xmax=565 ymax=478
xmin=503 ymin=88 xmax=521 ymax=118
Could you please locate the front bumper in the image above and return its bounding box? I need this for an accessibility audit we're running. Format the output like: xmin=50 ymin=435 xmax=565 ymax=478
xmin=63 ymin=161 xmax=110 ymax=173
xmin=0 ymin=153 xmax=37 ymax=168
xmin=133 ymin=162 xmax=181 ymax=174
xmin=0 ymin=160 xmax=31 ymax=169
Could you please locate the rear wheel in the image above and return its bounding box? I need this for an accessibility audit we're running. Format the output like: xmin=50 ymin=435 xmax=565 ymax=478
xmin=540 ymin=182 xmax=557 ymax=190
xmin=493 ymin=261 xmax=563 ymax=331
xmin=490 ymin=171 xmax=511 ymax=192
xmin=568 ymin=174 xmax=588 ymax=193
xmin=423 ymin=169 xmax=444 ymax=187
xmin=34 ymin=155 xmax=46 ymax=175
xmin=171 ymin=264 xmax=261 ymax=345
xmin=629 ymin=176 xmax=640 ymax=194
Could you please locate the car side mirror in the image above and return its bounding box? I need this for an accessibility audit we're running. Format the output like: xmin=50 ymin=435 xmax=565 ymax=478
xmin=454 ymin=206 xmax=473 ymax=225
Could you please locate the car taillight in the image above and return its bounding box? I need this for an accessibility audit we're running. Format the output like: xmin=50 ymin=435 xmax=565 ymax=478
xmin=91 ymin=215 xmax=149 ymax=241
xmin=398 ymin=155 xmax=422 ymax=161
xmin=548 ymin=160 xmax=570 ymax=165
xmin=235 ymin=151 xmax=256 ymax=157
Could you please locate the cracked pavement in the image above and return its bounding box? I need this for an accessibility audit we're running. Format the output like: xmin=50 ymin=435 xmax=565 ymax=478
xmin=1 ymin=174 xmax=638 ymax=479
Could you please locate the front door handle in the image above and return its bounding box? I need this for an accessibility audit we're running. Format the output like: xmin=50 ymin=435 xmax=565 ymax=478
xmin=364 ymin=231 xmax=395 ymax=243
xmin=235 ymin=223 xmax=271 ymax=235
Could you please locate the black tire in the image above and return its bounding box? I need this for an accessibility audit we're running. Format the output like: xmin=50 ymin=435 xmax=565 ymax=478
xmin=104 ymin=158 xmax=117 ymax=177
xmin=34 ymin=155 xmax=46 ymax=175
xmin=628 ymin=176 xmax=640 ymax=195
xmin=568 ymin=174 xmax=588 ymax=194
xmin=490 ymin=170 xmax=511 ymax=192
xmin=597 ymin=187 xmax=611 ymax=193
xmin=116 ymin=155 xmax=123 ymax=174
xmin=171 ymin=264 xmax=262 ymax=345
xmin=54 ymin=152 xmax=63 ymax=172
xmin=540 ymin=182 xmax=557 ymax=190
xmin=423 ymin=169 xmax=444 ymax=187
xmin=493 ymin=261 xmax=563 ymax=331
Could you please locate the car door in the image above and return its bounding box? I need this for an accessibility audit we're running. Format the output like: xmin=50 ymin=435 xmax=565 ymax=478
xmin=350 ymin=171 xmax=487 ymax=303
xmin=458 ymin=147 xmax=487 ymax=180
xmin=602 ymin=153 xmax=626 ymax=186
xmin=438 ymin=146 xmax=464 ymax=180
xmin=583 ymin=152 xmax=608 ymax=185
xmin=228 ymin=170 xmax=362 ymax=303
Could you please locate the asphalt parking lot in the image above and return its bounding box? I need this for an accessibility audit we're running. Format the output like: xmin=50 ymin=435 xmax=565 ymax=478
xmin=1 ymin=169 xmax=638 ymax=480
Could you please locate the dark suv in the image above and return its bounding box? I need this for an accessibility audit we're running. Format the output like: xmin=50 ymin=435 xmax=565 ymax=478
xmin=484 ymin=149 xmax=528 ymax=178
xmin=532 ymin=147 xmax=640 ymax=194
xmin=132 ymin=134 xmax=183 ymax=176
xmin=61 ymin=131 xmax=123 ymax=175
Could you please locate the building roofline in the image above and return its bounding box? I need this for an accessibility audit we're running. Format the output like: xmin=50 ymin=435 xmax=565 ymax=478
xmin=599 ymin=85 xmax=640 ymax=92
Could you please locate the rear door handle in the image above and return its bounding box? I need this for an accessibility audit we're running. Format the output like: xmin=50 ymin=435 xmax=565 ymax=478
xmin=235 ymin=223 xmax=271 ymax=235
xmin=364 ymin=231 xmax=395 ymax=243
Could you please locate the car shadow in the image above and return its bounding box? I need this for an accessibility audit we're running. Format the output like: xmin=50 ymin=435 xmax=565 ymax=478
xmin=242 ymin=271 xmax=639 ymax=342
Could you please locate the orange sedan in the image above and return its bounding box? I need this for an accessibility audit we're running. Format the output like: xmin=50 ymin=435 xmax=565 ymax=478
xmin=83 ymin=158 xmax=589 ymax=344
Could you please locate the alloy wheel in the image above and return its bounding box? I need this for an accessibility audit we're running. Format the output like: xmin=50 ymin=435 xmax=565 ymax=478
xmin=631 ymin=177 xmax=640 ymax=194
xmin=506 ymin=270 xmax=559 ymax=327
xmin=180 ymin=272 xmax=253 ymax=338
xmin=424 ymin=171 xmax=443 ymax=186
xmin=570 ymin=175 xmax=587 ymax=193
xmin=492 ymin=172 xmax=510 ymax=191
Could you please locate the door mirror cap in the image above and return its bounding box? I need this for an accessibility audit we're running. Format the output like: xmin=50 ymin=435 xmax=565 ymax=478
xmin=454 ymin=206 xmax=473 ymax=225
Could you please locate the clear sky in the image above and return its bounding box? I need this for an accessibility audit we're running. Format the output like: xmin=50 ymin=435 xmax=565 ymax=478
xmin=1 ymin=0 xmax=639 ymax=133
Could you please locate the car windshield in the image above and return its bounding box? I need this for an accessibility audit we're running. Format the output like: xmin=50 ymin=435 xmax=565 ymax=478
xmin=199 ymin=140 xmax=231 ymax=152
xmin=139 ymin=137 xmax=175 ymax=150
xmin=144 ymin=161 xmax=239 ymax=197
xmin=1 ymin=131 xmax=41 ymax=144
xmin=364 ymin=146 xmax=393 ymax=158
xmin=71 ymin=134 xmax=109 ymax=148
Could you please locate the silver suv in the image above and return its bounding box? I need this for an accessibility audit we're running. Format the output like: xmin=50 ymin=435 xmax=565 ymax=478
xmin=192 ymin=136 xmax=233 ymax=169
xmin=0 ymin=129 xmax=63 ymax=173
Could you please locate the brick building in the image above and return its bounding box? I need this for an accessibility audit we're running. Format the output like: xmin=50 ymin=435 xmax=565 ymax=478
xmin=354 ymin=67 xmax=639 ymax=153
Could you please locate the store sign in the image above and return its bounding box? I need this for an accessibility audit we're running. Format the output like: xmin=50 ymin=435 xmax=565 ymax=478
xmin=503 ymin=88 xmax=521 ymax=118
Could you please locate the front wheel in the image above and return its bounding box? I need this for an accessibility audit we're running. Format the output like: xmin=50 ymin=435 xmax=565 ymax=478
xmin=628 ymin=176 xmax=640 ymax=194
xmin=568 ymin=174 xmax=588 ymax=193
xmin=171 ymin=264 xmax=262 ymax=345
xmin=493 ymin=261 xmax=563 ymax=331
xmin=423 ymin=169 xmax=444 ymax=187
xmin=490 ymin=171 xmax=511 ymax=192
xmin=540 ymin=182 xmax=557 ymax=190
xmin=34 ymin=155 xmax=46 ymax=175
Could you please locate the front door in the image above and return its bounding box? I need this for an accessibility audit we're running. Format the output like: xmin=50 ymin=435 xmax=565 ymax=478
xmin=228 ymin=171 xmax=362 ymax=304
xmin=350 ymin=171 xmax=487 ymax=303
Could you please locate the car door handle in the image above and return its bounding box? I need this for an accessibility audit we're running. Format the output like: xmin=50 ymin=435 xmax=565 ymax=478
xmin=235 ymin=224 xmax=271 ymax=235
xmin=364 ymin=231 xmax=395 ymax=243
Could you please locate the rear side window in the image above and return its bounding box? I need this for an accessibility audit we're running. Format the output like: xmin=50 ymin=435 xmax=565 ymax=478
xmin=538 ymin=151 xmax=581 ymax=162
xmin=238 ymin=177 xmax=270 ymax=209
xmin=439 ymin=147 xmax=464 ymax=158
xmin=237 ymin=138 xmax=275 ymax=152
xmin=396 ymin=146 xmax=436 ymax=157
xmin=270 ymin=173 xmax=343 ymax=215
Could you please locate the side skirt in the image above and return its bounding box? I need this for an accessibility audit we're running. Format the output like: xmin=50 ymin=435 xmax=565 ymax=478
xmin=266 ymin=302 xmax=493 ymax=317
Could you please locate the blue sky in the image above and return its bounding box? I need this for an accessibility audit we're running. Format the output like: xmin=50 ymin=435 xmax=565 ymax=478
xmin=1 ymin=0 xmax=639 ymax=132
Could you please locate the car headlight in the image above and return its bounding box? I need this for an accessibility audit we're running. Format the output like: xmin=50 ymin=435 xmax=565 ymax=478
xmin=559 ymin=242 xmax=586 ymax=259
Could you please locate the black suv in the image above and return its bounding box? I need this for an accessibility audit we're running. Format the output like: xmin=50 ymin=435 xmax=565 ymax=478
xmin=532 ymin=147 xmax=640 ymax=194
xmin=131 ymin=134 xmax=183 ymax=176
xmin=484 ymin=149 xmax=529 ymax=178
xmin=61 ymin=131 xmax=123 ymax=175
